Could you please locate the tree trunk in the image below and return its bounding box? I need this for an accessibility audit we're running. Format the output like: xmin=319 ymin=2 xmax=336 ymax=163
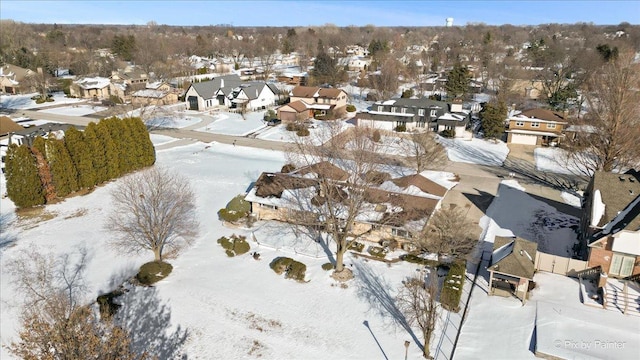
xmin=153 ymin=247 xmax=162 ymax=262
xmin=335 ymin=239 xmax=345 ymax=273
xmin=423 ymin=334 xmax=430 ymax=358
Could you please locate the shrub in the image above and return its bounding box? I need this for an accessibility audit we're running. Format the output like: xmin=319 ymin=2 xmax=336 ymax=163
xmin=401 ymin=254 xmax=439 ymax=267
xmin=286 ymin=122 xmax=298 ymax=131
xmin=348 ymin=241 xmax=365 ymax=252
xmin=218 ymin=208 xmax=245 ymax=222
xmin=401 ymin=89 xmax=414 ymax=98
xmin=372 ymin=129 xmax=381 ymax=142
xmin=440 ymin=129 xmax=456 ymax=138
xmin=296 ymin=127 xmax=310 ymax=137
xmin=263 ymin=109 xmax=277 ymax=121
xmin=440 ymin=261 xmax=465 ymax=312
xmin=136 ymin=261 xmax=173 ymax=285
xmin=394 ymin=123 xmax=407 ymax=132
xmin=322 ymin=262 xmax=334 ymax=271
xmin=217 ymin=234 xmax=250 ymax=257
xmin=281 ymin=164 xmax=296 ymax=173
xmin=346 ymin=104 xmax=356 ymax=112
xmin=96 ymin=287 xmax=126 ymax=320
xmin=367 ymin=246 xmax=387 ymax=259
xmin=218 ymin=195 xmax=250 ymax=222
xmin=270 ymin=257 xmax=307 ymax=281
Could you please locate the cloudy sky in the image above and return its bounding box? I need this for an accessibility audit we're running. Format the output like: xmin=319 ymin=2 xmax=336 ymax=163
xmin=1 ymin=0 xmax=638 ymax=26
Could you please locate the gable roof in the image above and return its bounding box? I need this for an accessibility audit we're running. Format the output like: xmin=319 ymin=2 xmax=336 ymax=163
xmin=280 ymin=100 xmax=309 ymax=113
xmin=591 ymin=193 xmax=640 ymax=242
xmin=519 ymin=108 xmax=567 ymax=123
xmin=391 ymin=174 xmax=447 ymax=198
xmin=189 ymin=74 xmax=242 ymax=100
xmin=589 ymin=170 xmax=640 ymax=234
xmin=292 ymin=161 xmax=349 ymax=181
xmin=0 ymin=116 xmax=24 ymax=136
xmin=290 ymin=86 xmax=345 ymax=99
xmin=490 ymin=236 xmax=537 ymax=279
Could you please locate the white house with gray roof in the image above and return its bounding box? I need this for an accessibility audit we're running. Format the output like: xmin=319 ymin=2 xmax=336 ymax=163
xmin=184 ymin=74 xmax=242 ymax=111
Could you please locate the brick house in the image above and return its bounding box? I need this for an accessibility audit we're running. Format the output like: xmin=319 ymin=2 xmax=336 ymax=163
xmin=506 ymin=108 xmax=567 ymax=146
xmin=580 ymin=170 xmax=640 ymax=279
xmin=287 ymin=86 xmax=349 ymax=120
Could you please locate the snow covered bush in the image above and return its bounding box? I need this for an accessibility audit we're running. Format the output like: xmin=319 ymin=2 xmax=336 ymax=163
xmin=217 ymin=234 xmax=250 ymax=257
xmin=269 ymin=257 xmax=307 ymax=282
xmin=367 ymin=246 xmax=388 ymax=259
xmin=440 ymin=261 xmax=465 ymax=312
xmin=348 ymin=241 xmax=365 ymax=253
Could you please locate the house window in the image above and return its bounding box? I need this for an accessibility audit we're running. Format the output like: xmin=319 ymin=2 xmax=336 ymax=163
xmin=391 ymin=107 xmax=397 ymax=113
xmin=392 ymin=228 xmax=409 ymax=238
xmin=610 ymin=253 xmax=635 ymax=277
xmin=430 ymin=109 xmax=437 ymax=117
xmin=418 ymin=109 xmax=425 ymax=116
xmin=417 ymin=120 xmax=426 ymax=128
xmin=261 ymin=204 xmax=278 ymax=210
xmin=377 ymin=106 xmax=383 ymax=112
xmin=401 ymin=108 xmax=407 ymax=114
xmin=515 ymin=121 xmax=525 ymax=127
xmin=547 ymin=123 xmax=556 ymax=129
xmin=531 ymin=122 xmax=540 ymax=128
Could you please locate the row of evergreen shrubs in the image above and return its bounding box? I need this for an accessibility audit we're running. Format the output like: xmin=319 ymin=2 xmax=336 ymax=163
xmin=5 ymin=117 xmax=155 ymax=208
xmin=440 ymin=261 xmax=466 ymax=313
xmin=269 ymin=257 xmax=307 ymax=282
xmin=217 ymin=234 xmax=250 ymax=257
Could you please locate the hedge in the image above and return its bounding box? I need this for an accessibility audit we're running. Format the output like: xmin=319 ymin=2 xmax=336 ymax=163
xmin=217 ymin=234 xmax=250 ymax=257
xmin=270 ymin=257 xmax=307 ymax=281
xmin=367 ymin=246 xmax=387 ymax=259
xmin=401 ymin=254 xmax=439 ymax=268
xmin=440 ymin=261 xmax=465 ymax=312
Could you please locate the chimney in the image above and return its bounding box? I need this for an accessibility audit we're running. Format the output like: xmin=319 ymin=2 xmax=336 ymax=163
xmin=220 ymin=78 xmax=224 ymax=88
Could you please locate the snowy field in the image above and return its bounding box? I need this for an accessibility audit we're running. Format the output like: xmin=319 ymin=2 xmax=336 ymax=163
xmin=0 ymin=142 xmax=446 ymax=359
xmin=345 ymin=134 xmax=413 ymax=156
xmin=257 ymin=119 xmax=353 ymax=146
xmin=437 ymin=135 xmax=510 ymax=166
xmin=146 ymin=113 xmax=202 ymax=129
xmin=0 ymin=92 xmax=83 ymax=109
xmin=150 ymin=134 xmax=180 ymax=147
xmin=38 ymin=104 xmax=107 ymax=116
xmin=197 ymin=111 xmax=267 ymax=136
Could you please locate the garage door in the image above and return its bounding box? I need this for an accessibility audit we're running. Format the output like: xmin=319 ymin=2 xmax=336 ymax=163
xmin=510 ymin=133 xmax=538 ymax=145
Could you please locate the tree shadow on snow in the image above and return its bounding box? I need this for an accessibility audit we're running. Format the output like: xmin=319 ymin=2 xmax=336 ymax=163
xmin=353 ymin=260 xmax=423 ymax=351
xmin=0 ymin=213 xmax=18 ymax=252
xmin=115 ymin=285 xmax=189 ymax=359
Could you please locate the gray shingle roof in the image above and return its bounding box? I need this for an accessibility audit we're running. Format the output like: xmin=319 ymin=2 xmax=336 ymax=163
xmin=190 ymin=74 xmax=242 ymax=100
xmin=490 ymin=236 xmax=537 ymax=280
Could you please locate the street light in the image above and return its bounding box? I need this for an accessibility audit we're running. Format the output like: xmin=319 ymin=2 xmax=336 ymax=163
xmin=404 ymin=340 xmax=410 ymax=360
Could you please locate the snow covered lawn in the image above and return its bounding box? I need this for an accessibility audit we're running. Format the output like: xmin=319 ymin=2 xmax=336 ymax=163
xmin=38 ymin=104 xmax=107 ymax=116
xmin=256 ymin=119 xmax=353 ymax=146
xmin=437 ymin=136 xmax=509 ymax=166
xmin=197 ymin=111 xmax=267 ymax=136
xmin=345 ymin=134 xmax=413 ymax=156
xmin=150 ymin=134 xmax=180 ymax=146
xmin=534 ymin=147 xmax=586 ymax=175
xmin=0 ymin=92 xmax=83 ymax=109
xmin=146 ymin=114 xmax=202 ymax=129
xmin=0 ymin=142 xmax=445 ymax=359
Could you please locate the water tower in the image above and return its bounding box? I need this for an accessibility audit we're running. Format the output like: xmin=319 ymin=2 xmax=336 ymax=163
xmin=446 ymin=17 xmax=454 ymax=27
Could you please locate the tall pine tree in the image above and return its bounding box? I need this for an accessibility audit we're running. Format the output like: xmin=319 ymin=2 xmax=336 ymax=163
xmin=479 ymin=100 xmax=508 ymax=140
xmin=65 ymin=127 xmax=97 ymax=189
xmin=445 ymin=62 xmax=472 ymax=99
xmin=5 ymin=144 xmax=45 ymax=208
xmin=95 ymin=120 xmax=120 ymax=179
xmin=46 ymin=138 xmax=79 ymax=197
xmin=84 ymin=122 xmax=109 ymax=183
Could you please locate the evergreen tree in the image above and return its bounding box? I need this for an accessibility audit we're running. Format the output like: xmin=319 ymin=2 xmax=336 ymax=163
xmin=445 ymin=62 xmax=471 ymax=99
xmin=96 ymin=120 xmax=121 ymax=179
xmin=46 ymin=138 xmax=79 ymax=197
xmin=64 ymin=127 xmax=97 ymax=189
xmin=5 ymin=144 xmax=45 ymax=208
xmin=30 ymin=145 xmax=57 ymax=203
xmin=84 ymin=122 xmax=108 ymax=183
xmin=126 ymin=117 xmax=156 ymax=167
xmin=479 ymin=100 xmax=507 ymax=140
xmin=103 ymin=117 xmax=128 ymax=173
xmin=31 ymin=136 xmax=47 ymax=159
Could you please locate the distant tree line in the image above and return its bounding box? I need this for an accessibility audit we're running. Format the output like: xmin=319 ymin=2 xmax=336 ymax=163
xmin=4 ymin=117 xmax=155 ymax=208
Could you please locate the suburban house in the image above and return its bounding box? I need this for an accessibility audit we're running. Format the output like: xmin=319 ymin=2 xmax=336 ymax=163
xmin=0 ymin=116 xmax=24 ymax=137
xmin=131 ymin=81 xmax=178 ymax=106
xmin=70 ymin=77 xmax=112 ymax=100
xmin=287 ymin=86 xmax=349 ymax=120
xmin=506 ymin=108 xmax=567 ymax=146
xmin=6 ymin=122 xmax=74 ymax=147
xmin=183 ymin=74 xmax=242 ymax=111
xmin=277 ymin=100 xmax=313 ymax=122
xmin=244 ymin=161 xmax=456 ymax=248
xmin=110 ymin=67 xmax=149 ymax=101
xmin=276 ymin=72 xmax=308 ymax=86
xmin=580 ymin=170 xmax=640 ymax=279
xmin=355 ymin=98 xmax=470 ymax=134
xmin=0 ymin=64 xmax=36 ymax=94
xmin=488 ymin=236 xmax=538 ymax=304
xmin=229 ymin=82 xmax=280 ymax=111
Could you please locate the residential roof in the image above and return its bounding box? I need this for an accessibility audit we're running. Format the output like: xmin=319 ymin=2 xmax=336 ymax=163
xmin=518 ymin=108 xmax=567 ymax=123
xmin=0 ymin=64 xmax=34 ymax=81
xmin=293 ymin=161 xmax=349 ymax=181
xmin=376 ymin=97 xmax=447 ymax=109
xmin=74 ymin=76 xmax=111 ymax=90
xmin=506 ymin=129 xmax=564 ymax=137
xmin=189 ymin=74 xmax=242 ymax=100
xmin=589 ymin=170 xmax=640 ymax=233
xmin=290 ymin=86 xmax=345 ymax=99
xmin=0 ymin=116 xmax=24 ymax=136
xmin=391 ymin=174 xmax=448 ymax=198
xmin=490 ymin=236 xmax=538 ymax=280
xmin=280 ymin=100 xmax=309 ymax=113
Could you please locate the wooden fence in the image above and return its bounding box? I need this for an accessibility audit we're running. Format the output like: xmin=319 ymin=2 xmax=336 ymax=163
xmin=534 ymin=251 xmax=588 ymax=277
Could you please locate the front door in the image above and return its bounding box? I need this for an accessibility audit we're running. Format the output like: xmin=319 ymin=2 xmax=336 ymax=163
xmin=187 ymin=96 xmax=198 ymax=110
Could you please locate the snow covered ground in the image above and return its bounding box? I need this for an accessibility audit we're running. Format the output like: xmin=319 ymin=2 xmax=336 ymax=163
xmin=437 ymin=135 xmax=510 ymax=166
xmin=256 ymin=119 xmax=353 ymax=146
xmin=0 ymin=141 xmax=449 ymax=360
xmin=535 ymin=147 xmax=586 ymax=175
xmin=197 ymin=111 xmax=267 ymax=136
xmin=38 ymin=104 xmax=107 ymax=116
xmin=0 ymin=92 xmax=83 ymax=109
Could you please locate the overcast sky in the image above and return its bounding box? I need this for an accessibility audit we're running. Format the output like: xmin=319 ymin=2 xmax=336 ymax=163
xmin=1 ymin=1 xmax=638 ymax=27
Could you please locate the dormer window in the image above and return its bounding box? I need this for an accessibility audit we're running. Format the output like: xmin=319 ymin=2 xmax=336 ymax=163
xmin=531 ymin=122 xmax=540 ymax=128
xmin=391 ymin=106 xmax=397 ymax=113
xmin=377 ymin=105 xmax=383 ymax=112
xmin=430 ymin=109 xmax=437 ymax=117
xmin=418 ymin=109 xmax=425 ymax=116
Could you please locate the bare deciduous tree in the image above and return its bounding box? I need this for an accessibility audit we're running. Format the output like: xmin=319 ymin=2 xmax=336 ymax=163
xmin=107 ymin=167 xmax=199 ymax=262
xmin=400 ymin=132 xmax=447 ymax=173
xmin=564 ymin=49 xmax=640 ymax=175
xmin=397 ymin=273 xmax=441 ymax=359
xmin=412 ymin=206 xmax=476 ymax=260
xmin=286 ymin=125 xmax=391 ymax=278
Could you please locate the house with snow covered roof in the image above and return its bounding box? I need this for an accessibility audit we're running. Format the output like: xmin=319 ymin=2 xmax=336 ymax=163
xmin=580 ymin=170 xmax=640 ymax=279
xmin=488 ymin=236 xmax=538 ymax=304
xmin=70 ymin=76 xmax=112 ymax=100
xmin=285 ymin=86 xmax=349 ymax=120
xmin=355 ymin=97 xmax=470 ymax=135
xmin=0 ymin=64 xmax=35 ymax=94
xmin=184 ymin=74 xmax=242 ymax=111
xmin=244 ymin=161 xmax=456 ymax=248
xmin=506 ymin=108 xmax=567 ymax=146
xmin=228 ymin=82 xmax=279 ymax=111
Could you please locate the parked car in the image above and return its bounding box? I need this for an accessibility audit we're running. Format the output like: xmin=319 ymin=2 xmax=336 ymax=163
xmin=267 ymin=119 xmax=281 ymax=126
